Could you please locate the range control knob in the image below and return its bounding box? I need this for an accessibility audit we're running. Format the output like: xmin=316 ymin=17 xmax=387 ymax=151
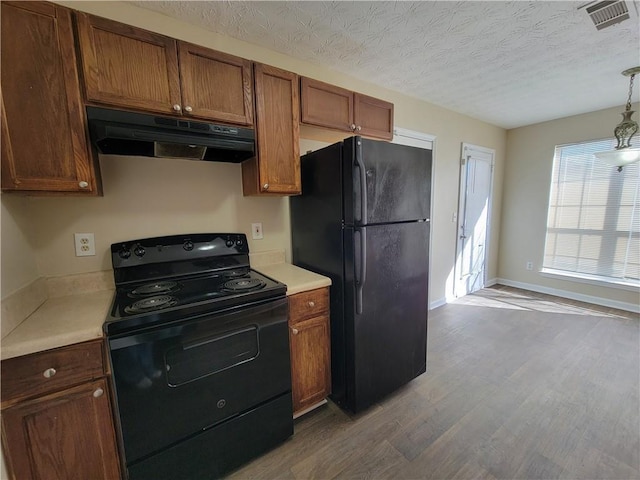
xmin=235 ymin=237 xmax=244 ymax=247
xmin=183 ymin=240 xmax=194 ymax=251
xmin=118 ymin=246 xmax=131 ymax=259
xmin=134 ymin=245 xmax=146 ymax=257
xmin=225 ymin=238 xmax=235 ymax=248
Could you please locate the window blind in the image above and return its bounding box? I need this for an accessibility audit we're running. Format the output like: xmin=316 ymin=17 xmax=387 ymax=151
xmin=543 ymin=139 xmax=640 ymax=286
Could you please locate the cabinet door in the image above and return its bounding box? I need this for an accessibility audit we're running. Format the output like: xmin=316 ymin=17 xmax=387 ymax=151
xmin=0 ymin=2 xmax=99 ymax=194
xmin=2 ymin=378 xmax=121 ymax=480
xmin=354 ymin=93 xmax=394 ymax=141
xmin=243 ymin=63 xmax=300 ymax=196
xmin=178 ymin=42 xmax=254 ymax=125
xmin=300 ymin=77 xmax=353 ymax=132
xmin=290 ymin=315 xmax=331 ymax=415
xmin=76 ymin=13 xmax=181 ymax=115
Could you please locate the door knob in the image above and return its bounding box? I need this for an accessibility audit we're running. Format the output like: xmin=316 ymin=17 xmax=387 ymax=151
xmin=172 ymin=104 xmax=182 ymax=112
xmin=78 ymin=181 xmax=89 ymax=189
xmin=43 ymin=368 xmax=57 ymax=378
xmin=93 ymin=388 xmax=104 ymax=398
xmin=308 ymin=301 xmax=315 ymax=308
xmin=262 ymin=183 xmax=269 ymax=190
xmin=292 ymin=328 xmax=299 ymax=335
xmin=184 ymin=105 xmax=193 ymax=113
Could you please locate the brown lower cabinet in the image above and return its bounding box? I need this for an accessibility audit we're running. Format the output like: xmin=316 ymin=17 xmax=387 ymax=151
xmin=288 ymin=288 xmax=331 ymax=416
xmin=1 ymin=340 xmax=121 ymax=479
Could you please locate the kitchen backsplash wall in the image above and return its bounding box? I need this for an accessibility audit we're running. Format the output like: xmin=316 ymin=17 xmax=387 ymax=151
xmin=1 ymin=195 xmax=39 ymax=298
xmin=28 ymin=155 xmax=291 ymax=278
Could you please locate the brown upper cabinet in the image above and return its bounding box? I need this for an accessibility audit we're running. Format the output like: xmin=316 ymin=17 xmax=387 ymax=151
xmin=300 ymin=77 xmax=394 ymax=141
xmin=75 ymin=13 xmax=254 ymax=125
xmin=242 ymin=63 xmax=300 ymax=196
xmin=1 ymin=2 xmax=100 ymax=195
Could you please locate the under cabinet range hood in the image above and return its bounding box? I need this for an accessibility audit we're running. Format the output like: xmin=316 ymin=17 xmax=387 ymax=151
xmin=86 ymin=106 xmax=255 ymax=162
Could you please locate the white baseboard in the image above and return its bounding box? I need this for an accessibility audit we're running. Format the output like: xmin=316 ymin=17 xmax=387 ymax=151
xmin=429 ymin=297 xmax=447 ymax=310
xmin=485 ymin=277 xmax=499 ymax=287
xmin=496 ymin=278 xmax=639 ymax=314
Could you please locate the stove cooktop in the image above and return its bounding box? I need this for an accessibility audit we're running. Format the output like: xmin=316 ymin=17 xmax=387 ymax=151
xmin=104 ymin=234 xmax=287 ymax=336
xmin=105 ymin=269 xmax=286 ymax=335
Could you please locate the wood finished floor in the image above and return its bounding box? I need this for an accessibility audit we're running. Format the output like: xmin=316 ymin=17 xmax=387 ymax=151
xmin=228 ymin=286 xmax=640 ymax=480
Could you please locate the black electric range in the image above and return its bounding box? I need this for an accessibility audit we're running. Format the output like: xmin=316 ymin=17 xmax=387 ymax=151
xmin=103 ymin=233 xmax=293 ymax=480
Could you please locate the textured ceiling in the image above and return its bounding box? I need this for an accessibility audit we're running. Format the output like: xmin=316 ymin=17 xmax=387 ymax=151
xmin=130 ymin=1 xmax=640 ymax=129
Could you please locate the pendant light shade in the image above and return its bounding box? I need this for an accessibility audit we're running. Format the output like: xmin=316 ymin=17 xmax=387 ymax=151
xmin=595 ymin=67 xmax=640 ymax=171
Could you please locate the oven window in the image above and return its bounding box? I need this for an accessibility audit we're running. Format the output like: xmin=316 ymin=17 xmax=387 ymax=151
xmin=165 ymin=326 xmax=259 ymax=386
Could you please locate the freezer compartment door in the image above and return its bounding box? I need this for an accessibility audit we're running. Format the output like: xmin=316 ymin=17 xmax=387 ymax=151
xmin=345 ymin=137 xmax=432 ymax=225
xmin=346 ymin=221 xmax=429 ymax=413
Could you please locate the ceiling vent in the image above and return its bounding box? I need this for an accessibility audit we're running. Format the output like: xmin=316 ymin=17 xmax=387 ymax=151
xmin=582 ymin=0 xmax=630 ymax=30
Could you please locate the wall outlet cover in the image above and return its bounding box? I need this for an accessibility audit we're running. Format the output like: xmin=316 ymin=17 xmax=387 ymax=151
xmin=74 ymin=233 xmax=96 ymax=256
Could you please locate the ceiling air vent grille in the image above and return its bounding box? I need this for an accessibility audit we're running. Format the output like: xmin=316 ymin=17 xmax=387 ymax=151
xmin=584 ymin=0 xmax=630 ymax=30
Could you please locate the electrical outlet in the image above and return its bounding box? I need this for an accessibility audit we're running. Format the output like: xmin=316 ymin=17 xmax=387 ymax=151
xmin=526 ymin=261 xmax=533 ymax=271
xmin=74 ymin=233 xmax=96 ymax=257
xmin=251 ymin=223 xmax=263 ymax=240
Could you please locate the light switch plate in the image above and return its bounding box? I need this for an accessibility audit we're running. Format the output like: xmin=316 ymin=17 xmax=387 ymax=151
xmin=251 ymin=223 xmax=263 ymax=240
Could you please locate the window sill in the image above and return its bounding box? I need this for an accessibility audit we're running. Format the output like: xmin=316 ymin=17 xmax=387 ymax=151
xmin=540 ymin=269 xmax=640 ymax=292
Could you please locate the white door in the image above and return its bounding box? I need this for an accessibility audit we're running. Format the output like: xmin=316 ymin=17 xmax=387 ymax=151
xmin=455 ymin=143 xmax=494 ymax=297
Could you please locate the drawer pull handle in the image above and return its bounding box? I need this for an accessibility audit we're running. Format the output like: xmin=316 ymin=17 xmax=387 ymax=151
xmin=292 ymin=328 xmax=299 ymax=335
xmin=43 ymin=368 xmax=57 ymax=378
xmin=308 ymin=301 xmax=315 ymax=308
xmin=93 ymin=388 xmax=104 ymax=398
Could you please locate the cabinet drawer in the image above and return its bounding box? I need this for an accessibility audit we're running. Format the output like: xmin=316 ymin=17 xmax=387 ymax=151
xmin=289 ymin=288 xmax=329 ymax=324
xmin=1 ymin=340 xmax=105 ymax=406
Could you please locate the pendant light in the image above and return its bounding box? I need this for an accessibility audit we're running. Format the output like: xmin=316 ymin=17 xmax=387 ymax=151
xmin=595 ymin=66 xmax=640 ymax=172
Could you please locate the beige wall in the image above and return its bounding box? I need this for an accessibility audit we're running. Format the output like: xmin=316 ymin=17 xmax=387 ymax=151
xmin=1 ymin=1 xmax=507 ymax=308
xmin=500 ymin=104 xmax=639 ymax=308
xmin=1 ymin=195 xmax=38 ymax=297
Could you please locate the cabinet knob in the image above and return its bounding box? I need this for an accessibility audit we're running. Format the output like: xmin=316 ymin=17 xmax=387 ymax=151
xmin=292 ymin=328 xmax=299 ymax=335
xmin=93 ymin=388 xmax=104 ymax=398
xmin=350 ymin=124 xmax=356 ymax=131
xmin=356 ymin=125 xmax=362 ymax=132
xmin=43 ymin=368 xmax=57 ymax=378
xmin=184 ymin=105 xmax=193 ymax=113
xmin=262 ymin=183 xmax=269 ymax=190
xmin=78 ymin=181 xmax=89 ymax=189
xmin=173 ymin=104 xmax=182 ymax=112
xmin=308 ymin=301 xmax=315 ymax=308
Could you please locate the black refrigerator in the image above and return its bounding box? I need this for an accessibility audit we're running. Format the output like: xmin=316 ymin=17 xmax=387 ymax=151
xmin=290 ymin=136 xmax=432 ymax=413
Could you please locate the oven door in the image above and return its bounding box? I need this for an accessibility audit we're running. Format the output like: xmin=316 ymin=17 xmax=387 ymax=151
xmin=108 ymin=297 xmax=291 ymax=465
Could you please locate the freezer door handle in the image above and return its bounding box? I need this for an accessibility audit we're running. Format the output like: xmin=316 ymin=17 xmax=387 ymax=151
xmin=355 ymin=140 xmax=368 ymax=224
xmin=354 ymin=227 xmax=367 ymax=314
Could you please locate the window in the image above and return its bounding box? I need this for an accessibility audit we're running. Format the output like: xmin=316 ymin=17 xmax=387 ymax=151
xmin=543 ymin=138 xmax=640 ymax=288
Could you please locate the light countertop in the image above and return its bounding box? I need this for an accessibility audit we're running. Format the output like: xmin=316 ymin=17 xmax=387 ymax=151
xmin=1 ymin=290 xmax=113 ymax=361
xmin=1 ymin=263 xmax=330 ymax=361
xmin=257 ymin=263 xmax=331 ymax=295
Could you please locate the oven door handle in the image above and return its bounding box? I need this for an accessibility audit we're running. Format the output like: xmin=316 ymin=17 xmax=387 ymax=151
xmin=109 ymin=297 xmax=287 ymax=350
xmin=182 ymin=326 xmax=257 ymax=350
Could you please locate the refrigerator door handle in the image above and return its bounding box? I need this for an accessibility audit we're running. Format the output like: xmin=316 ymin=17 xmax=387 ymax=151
xmin=355 ymin=140 xmax=368 ymax=224
xmin=355 ymin=227 xmax=367 ymax=315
